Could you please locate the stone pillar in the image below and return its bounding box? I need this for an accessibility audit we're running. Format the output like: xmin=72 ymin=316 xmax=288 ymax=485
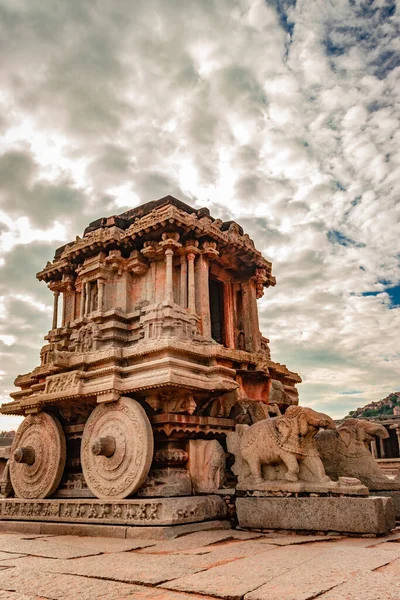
xmin=224 ymin=279 xmax=235 ymax=348
xmin=197 ymin=253 xmax=211 ymax=338
xmin=241 ymin=279 xmax=262 ymax=352
xmin=98 ymin=279 xmax=105 ymax=312
xmin=185 ymin=240 xmax=200 ymax=315
xmin=79 ymin=285 xmax=85 ymax=319
xmin=150 ymin=262 xmax=157 ymax=302
xmin=187 ymin=252 xmax=196 ymax=314
xmin=159 ymin=233 xmax=181 ymax=305
xmin=84 ymin=282 xmax=90 ymax=316
xmin=61 ymin=292 xmax=67 ymax=327
xmin=52 ymin=290 xmax=60 ymax=329
xmin=164 ymin=248 xmax=174 ymax=304
xmin=396 ymin=427 xmax=400 ymax=457
xmin=180 ymin=254 xmax=187 ymax=308
xmin=379 ymin=436 xmax=386 ymax=458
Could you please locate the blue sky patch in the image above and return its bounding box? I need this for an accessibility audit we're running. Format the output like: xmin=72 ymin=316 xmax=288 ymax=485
xmin=327 ymin=230 xmax=366 ymax=248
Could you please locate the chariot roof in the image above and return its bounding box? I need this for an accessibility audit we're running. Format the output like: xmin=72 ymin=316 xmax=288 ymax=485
xmin=37 ymin=195 xmax=275 ymax=286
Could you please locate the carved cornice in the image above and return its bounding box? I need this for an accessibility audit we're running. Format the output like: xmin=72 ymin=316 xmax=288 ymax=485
xmin=36 ymin=200 xmax=275 ymax=288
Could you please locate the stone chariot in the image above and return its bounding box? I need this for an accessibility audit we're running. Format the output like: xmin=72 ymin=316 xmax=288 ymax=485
xmin=0 ymin=196 xmax=302 ymax=526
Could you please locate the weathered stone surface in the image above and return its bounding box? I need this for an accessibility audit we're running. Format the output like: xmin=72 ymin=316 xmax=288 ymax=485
xmin=161 ymin=545 xmax=324 ymax=599
xmin=236 ymin=477 xmax=367 ymax=495
xmin=315 ymin=572 xmax=400 ymax=600
xmin=236 ymin=496 xmax=395 ymax=534
xmin=138 ymin=529 xmax=260 ymax=553
xmin=0 ymin=521 xmax=41 ymax=535
xmin=245 ymin=546 xmax=400 ymax=600
xmin=125 ymin=519 xmax=232 ymax=540
xmin=257 ymin=534 xmax=339 ymax=546
xmin=40 ymin=535 xmax=157 ymax=552
xmin=0 ymin=536 xmax=102 ymax=559
xmin=0 ymin=517 xmax=231 ymax=540
xmin=0 ymin=552 xmax=216 ymax=585
xmin=0 ymin=567 xmax=210 ymax=600
xmin=0 ymin=551 xmax=26 ymax=560
xmin=189 ymin=440 xmax=226 ymax=493
xmin=227 ymin=406 xmax=336 ymax=488
xmin=379 ymin=556 xmax=400 ymax=575
xmin=0 ymin=495 xmax=227 ymax=526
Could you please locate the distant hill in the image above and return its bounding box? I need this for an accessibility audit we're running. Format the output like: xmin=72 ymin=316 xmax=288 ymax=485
xmin=346 ymin=392 xmax=400 ymax=419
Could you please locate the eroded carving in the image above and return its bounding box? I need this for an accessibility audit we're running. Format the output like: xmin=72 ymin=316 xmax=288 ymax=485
xmin=189 ymin=440 xmax=226 ymax=493
xmin=81 ymin=396 xmax=154 ymax=499
xmin=316 ymin=418 xmax=400 ymax=491
xmin=10 ymin=413 xmax=66 ymax=499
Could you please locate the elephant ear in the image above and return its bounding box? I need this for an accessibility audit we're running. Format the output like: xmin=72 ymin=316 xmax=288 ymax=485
xmin=298 ymin=412 xmax=309 ymax=436
xmin=338 ymin=426 xmax=354 ymax=447
xmin=277 ymin=418 xmax=291 ymax=443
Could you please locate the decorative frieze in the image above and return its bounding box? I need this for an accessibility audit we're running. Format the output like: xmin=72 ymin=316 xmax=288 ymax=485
xmin=0 ymin=495 xmax=227 ymax=525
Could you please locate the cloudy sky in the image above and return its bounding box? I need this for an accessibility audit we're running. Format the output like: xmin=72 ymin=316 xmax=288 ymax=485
xmin=0 ymin=0 xmax=399 ymax=430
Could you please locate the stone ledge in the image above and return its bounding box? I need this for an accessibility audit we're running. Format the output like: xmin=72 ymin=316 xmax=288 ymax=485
xmin=0 ymin=495 xmax=227 ymax=527
xmin=0 ymin=518 xmax=231 ymax=539
xmin=236 ymin=496 xmax=395 ymax=535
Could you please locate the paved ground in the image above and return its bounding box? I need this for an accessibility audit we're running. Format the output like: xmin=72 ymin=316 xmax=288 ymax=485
xmin=0 ymin=527 xmax=399 ymax=599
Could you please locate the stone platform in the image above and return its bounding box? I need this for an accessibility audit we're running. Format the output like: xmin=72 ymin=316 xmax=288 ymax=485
xmin=0 ymin=495 xmax=226 ymax=527
xmin=236 ymin=496 xmax=395 ymax=535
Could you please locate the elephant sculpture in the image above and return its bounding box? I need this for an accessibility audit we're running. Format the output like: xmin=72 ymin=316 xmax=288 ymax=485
xmin=227 ymin=405 xmax=336 ymax=486
xmin=316 ymin=418 xmax=400 ymax=490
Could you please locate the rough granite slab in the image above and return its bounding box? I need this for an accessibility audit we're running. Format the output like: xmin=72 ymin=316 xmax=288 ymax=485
xmin=137 ymin=529 xmax=261 ymax=553
xmin=316 ymin=571 xmax=400 ymax=600
xmin=244 ymin=546 xmax=400 ymax=600
xmin=39 ymin=535 xmax=157 ymax=553
xmin=256 ymin=534 xmax=339 ymax=546
xmin=125 ymin=519 xmax=232 ymax=540
xmin=378 ymin=556 xmax=400 ymax=575
xmin=236 ymin=495 xmax=395 ymax=534
xmin=0 ymin=552 xmax=219 ymax=585
xmin=0 ymin=567 xmax=213 ymax=600
xmin=160 ymin=544 xmax=324 ymax=599
xmin=0 ymin=537 xmax=102 ymax=559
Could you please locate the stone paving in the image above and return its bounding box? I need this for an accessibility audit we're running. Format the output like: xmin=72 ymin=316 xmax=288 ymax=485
xmin=0 ymin=527 xmax=399 ymax=599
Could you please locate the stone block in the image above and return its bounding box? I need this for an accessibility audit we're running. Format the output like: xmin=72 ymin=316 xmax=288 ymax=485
xmin=245 ymin=547 xmax=400 ymax=600
xmin=370 ymin=491 xmax=400 ymax=517
xmin=236 ymin=495 xmax=395 ymax=535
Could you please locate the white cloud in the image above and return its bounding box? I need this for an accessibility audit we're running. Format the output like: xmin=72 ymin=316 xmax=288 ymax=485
xmin=0 ymin=0 xmax=399 ymax=428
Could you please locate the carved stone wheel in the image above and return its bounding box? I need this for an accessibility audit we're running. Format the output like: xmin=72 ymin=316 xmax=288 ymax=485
xmin=10 ymin=412 xmax=66 ymax=499
xmin=81 ymin=396 xmax=154 ymax=499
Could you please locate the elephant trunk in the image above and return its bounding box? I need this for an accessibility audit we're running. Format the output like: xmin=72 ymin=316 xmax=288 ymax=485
xmin=360 ymin=422 xmax=389 ymax=440
xmin=313 ymin=414 xmax=336 ymax=431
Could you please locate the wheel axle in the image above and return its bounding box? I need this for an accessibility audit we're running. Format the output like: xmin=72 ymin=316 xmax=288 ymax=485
xmin=91 ymin=436 xmax=116 ymax=458
xmin=14 ymin=446 xmax=36 ymax=465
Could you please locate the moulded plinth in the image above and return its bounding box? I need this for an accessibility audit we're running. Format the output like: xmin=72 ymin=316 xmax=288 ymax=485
xmin=0 ymin=495 xmax=227 ymax=527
